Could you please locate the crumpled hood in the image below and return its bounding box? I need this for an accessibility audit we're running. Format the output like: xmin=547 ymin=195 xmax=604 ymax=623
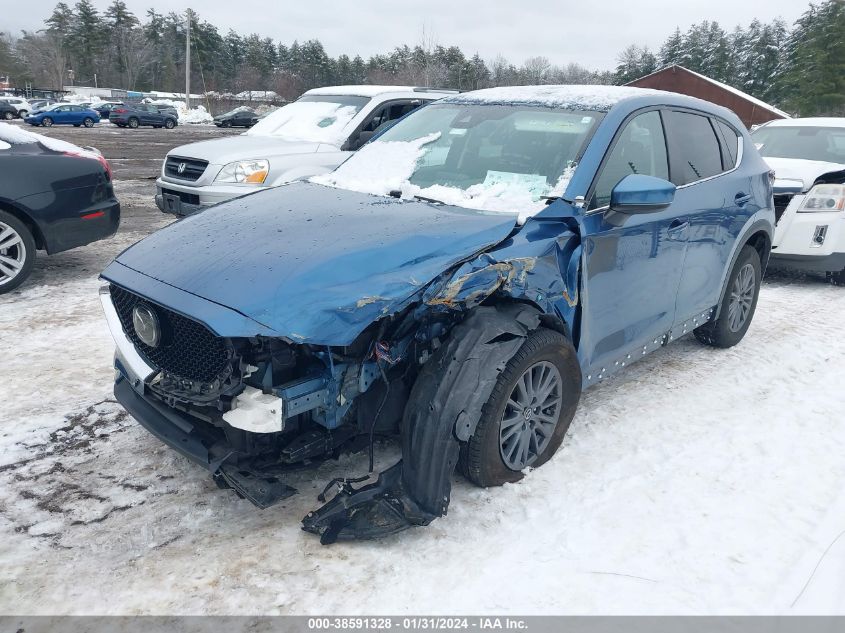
xmin=167 ymin=134 xmax=323 ymax=164
xmin=765 ymin=156 xmax=845 ymax=192
xmin=110 ymin=182 xmax=518 ymax=345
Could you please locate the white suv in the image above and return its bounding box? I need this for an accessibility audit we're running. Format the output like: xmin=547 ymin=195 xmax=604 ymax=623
xmin=0 ymin=97 xmax=32 ymax=118
xmin=753 ymin=118 xmax=845 ymax=284
xmin=156 ymin=86 xmax=456 ymax=215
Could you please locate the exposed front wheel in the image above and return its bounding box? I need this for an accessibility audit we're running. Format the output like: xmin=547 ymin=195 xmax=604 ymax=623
xmin=829 ymin=269 xmax=845 ymax=286
xmin=128 ymin=117 xmax=139 ymax=129
xmin=83 ymin=117 xmax=94 ymax=127
xmin=463 ymin=328 xmax=581 ymax=487
xmin=694 ymin=245 xmax=762 ymax=348
xmin=18 ymin=110 xmax=27 ymax=118
xmin=164 ymin=119 xmax=176 ymax=129
xmin=41 ymin=117 xmax=53 ymax=127
xmin=2 ymin=111 xmax=13 ymax=120
xmin=0 ymin=211 xmax=36 ymax=294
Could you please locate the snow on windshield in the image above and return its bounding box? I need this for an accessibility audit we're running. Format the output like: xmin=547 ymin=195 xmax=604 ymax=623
xmin=246 ymin=100 xmax=358 ymax=145
xmin=0 ymin=122 xmax=98 ymax=158
xmin=313 ymin=103 xmax=592 ymax=223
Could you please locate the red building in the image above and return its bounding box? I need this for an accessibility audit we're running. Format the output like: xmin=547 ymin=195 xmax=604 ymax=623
xmin=627 ymin=64 xmax=790 ymax=128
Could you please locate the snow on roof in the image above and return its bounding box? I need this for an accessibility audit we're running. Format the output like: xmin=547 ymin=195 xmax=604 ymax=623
xmin=0 ymin=122 xmax=98 ymax=157
xmin=763 ymin=117 xmax=845 ymax=128
xmin=304 ymin=85 xmax=454 ymax=98
xmin=441 ymin=84 xmax=665 ymax=111
xmin=633 ymin=65 xmax=791 ymax=119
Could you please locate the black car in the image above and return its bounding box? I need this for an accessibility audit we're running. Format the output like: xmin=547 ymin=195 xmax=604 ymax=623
xmin=0 ymin=101 xmax=16 ymax=121
xmin=94 ymin=102 xmax=124 ymax=118
xmin=213 ymin=108 xmax=258 ymax=128
xmin=109 ymin=104 xmax=178 ymax=129
xmin=0 ymin=125 xmax=120 ymax=293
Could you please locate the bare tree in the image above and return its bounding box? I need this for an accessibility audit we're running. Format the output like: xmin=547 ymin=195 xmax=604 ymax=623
xmin=117 ymin=28 xmax=153 ymax=90
xmin=17 ymin=31 xmax=67 ymax=89
xmin=523 ymin=56 xmax=551 ymax=84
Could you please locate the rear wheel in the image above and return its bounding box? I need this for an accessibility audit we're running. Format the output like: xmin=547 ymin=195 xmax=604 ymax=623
xmin=83 ymin=117 xmax=94 ymax=128
xmin=463 ymin=328 xmax=581 ymax=487
xmin=694 ymin=245 xmax=762 ymax=348
xmin=0 ymin=211 xmax=36 ymax=294
xmin=829 ymin=269 xmax=845 ymax=287
xmin=128 ymin=117 xmax=139 ymax=129
xmin=164 ymin=118 xmax=175 ymax=129
xmin=18 ymin=110 xmax=27 ymax=118
xmin=2 ymin=111 xmax=12 ymax=120
xmin=41 ymin=117 xmax=53 ymax=127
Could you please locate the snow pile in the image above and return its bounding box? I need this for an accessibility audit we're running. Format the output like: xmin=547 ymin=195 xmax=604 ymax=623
xmin=0 ymin=122 xmax=100 ymax=159
xmin=247 ymin=101 xmax=357 ymax=144
xmin=443 ymin=84 xmax=664 ymax=111
xmin=314 ymin=133 xmax=576 ymax=223
xmin=143 ymin=99 xmax=214 ymax=124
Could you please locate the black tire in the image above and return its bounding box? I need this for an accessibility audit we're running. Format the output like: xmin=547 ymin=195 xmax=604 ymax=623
xmin=18 ymin=110 xmax=27 ymax=119
xmin=830 ymin=269 xmax=845 ymax=286
xmin=694 ymin=245 xmax=762 ymax=348
xmin=2 ymin=111 xmax=13 ymax=120
xmin=164 ymin=118 xmax=175 ymax=129
xmin=41 ymin=117 xmax=53 ymax=127
xmin=128 ymin=117 xmax=139 ymax=129
xmin=0 ymin=210 xmax=36 ymax=294
xmin=463 ymin=328 xmax=581 ymax=487
xmin=83 ymin=117 xmax=94 ymax=128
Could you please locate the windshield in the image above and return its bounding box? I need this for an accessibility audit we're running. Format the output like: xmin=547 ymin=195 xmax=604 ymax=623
xmin=752 ymin=125 xmax=845 ymax=164
xmin=314 ymin=103 xmax=602 ymax=221
xmin=246 ymin=95 xmax=370 ymax=144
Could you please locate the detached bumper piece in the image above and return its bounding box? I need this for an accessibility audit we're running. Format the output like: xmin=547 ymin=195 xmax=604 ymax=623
xmin=301 ymin=462 xmax=437 ymax=544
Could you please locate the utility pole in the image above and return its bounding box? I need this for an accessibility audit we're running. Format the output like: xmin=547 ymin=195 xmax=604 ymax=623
xmin=185 ymin=9 xmax=191 ymax=109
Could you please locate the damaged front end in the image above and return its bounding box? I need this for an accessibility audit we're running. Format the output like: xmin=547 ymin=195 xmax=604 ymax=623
xmin=102 ymin=195 xmax=583 ymax=543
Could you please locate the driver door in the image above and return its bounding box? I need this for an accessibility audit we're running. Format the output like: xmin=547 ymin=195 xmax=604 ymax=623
xmin=578 ymin=109 xmax=689 ymax=382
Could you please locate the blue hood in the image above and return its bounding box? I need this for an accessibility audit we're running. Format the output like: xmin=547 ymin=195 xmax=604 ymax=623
xmin=108 ymin=182 xmax=518 ymax=345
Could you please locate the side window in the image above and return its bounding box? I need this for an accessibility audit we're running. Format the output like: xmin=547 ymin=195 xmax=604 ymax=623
xmin=714 ymin=119 xmax=740 ymax=169
xmin=592 ymin=110 xmax=669 ymax=208
xmin=664 ymin=111 xmax=724 ymax=185
xmin=362 ymin=100 xmax=423 ymax=133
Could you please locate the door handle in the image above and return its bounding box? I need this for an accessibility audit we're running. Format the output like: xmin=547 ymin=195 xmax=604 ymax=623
xmin=735 ymin=192 xmax=752 ymax=206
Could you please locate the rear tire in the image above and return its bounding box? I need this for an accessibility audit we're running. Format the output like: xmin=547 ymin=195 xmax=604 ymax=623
xmin=83 ymin=117 xmax=94 ymax=128
xmin=463 ymin=328 xmax=581 ymax=487
xmin=164 ymin=118 xmax=175 ymax=129
xmin=128 ymin=117 xmax=139 ymax=129
xmin=694 ymin=245 xmax=761 ymax=348
xmin=0 ymin=210 xmax=36 ymax=294
xmin=2 ymin=111 xmax=13 ymax=120
xmin=830 ymin=269 xmax=845 ymax=286
xmin=18 ymin=110 xmax=27 ymax=119
xmin=41 ymin=117 xmax=53 ymax=127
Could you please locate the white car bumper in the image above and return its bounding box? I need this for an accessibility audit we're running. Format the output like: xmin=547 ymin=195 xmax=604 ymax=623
xmin=771 ymin=193 xmax=845 ymax=272
xmin=156 ymin=177 xmax=268 ymax=215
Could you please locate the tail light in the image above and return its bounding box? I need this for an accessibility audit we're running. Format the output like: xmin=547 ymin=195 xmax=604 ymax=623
xmin=63 ymin=151 xmax=113 ymax=180
xmin=113 ymin=108 xmax=127 ymax=114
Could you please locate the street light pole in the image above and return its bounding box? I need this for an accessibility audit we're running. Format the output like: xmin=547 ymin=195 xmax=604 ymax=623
xmin=185 ymin=9 xmax=191 ymax=109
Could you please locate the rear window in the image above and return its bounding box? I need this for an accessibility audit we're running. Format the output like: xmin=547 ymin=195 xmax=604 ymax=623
xmin=664 ymin=111 xmax=724 ymax=185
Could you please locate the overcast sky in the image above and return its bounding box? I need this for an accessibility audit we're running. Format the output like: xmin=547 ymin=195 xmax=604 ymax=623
xmin=4 ymin=0 xmax=810 ymax=70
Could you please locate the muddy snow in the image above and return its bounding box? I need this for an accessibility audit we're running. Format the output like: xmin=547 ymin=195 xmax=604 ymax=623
xmin=1 ymin=143 xmax=844 ymax=613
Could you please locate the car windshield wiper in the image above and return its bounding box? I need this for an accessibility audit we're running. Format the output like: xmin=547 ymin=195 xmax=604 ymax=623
xmin=388 ymin=190 xmax=444 ymax=205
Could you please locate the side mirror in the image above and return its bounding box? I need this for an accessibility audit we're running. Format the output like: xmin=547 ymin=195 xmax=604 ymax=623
xmin=610 ymin=174 xmax=676 ymax=213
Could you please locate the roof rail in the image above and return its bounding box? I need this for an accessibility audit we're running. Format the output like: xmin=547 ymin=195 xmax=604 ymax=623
xmin=413 ymin=87 xmax=461 ymax=94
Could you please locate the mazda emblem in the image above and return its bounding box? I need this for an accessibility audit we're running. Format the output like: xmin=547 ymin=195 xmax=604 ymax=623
xmin=177 ymin=162 xmax=186 ymax=175
xmin=132 ymin=303 xmax=161 ymax=348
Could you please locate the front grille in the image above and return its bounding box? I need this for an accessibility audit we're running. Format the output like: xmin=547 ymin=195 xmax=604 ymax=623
xmin=774 ymin=194 xmax=794 ymax=224
xmin=161 ymin=187 xmax=200 ymax=206
xmin=110 ymin=284 xmax=231 ymax=383
xmin=164 ymin=155 xmax=208 ymax=181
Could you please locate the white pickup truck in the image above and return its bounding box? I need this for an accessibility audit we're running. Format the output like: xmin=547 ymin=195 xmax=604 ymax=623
xmin=155 ymin=85 xmax=455 ymax=215
xmin=753 ymin=117 xmax=845 ymax=285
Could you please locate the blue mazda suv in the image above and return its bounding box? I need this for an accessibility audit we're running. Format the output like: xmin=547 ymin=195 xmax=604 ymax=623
xmin=100 ymin=85 xmax=774 ymax=543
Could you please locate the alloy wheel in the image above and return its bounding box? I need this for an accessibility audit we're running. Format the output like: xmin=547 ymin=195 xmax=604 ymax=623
xmin=499 ymin=360 xmax=563 ymax=470
xmin=0 ymin=221 xmax=27 ymax=287
xmin=727 ymin=262 xmax=756 ymax=332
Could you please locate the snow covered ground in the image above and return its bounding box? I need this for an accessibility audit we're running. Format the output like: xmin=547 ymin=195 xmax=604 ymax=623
xmin=1 ymin=178 xmax=844 ymax=614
